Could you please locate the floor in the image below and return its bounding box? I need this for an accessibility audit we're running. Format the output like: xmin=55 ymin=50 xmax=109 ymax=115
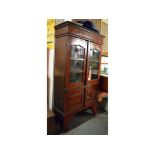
xmin=62 ymin=111 xmax=108 ymax=135
xmin=47 ymin=97 xmax=108 ymax=135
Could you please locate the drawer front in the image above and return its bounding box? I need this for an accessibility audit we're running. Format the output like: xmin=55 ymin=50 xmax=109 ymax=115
xmin=64 ymin=88 xmax=84 ymax=113
xmin=85 ymin=85 xmax=98 ymax=105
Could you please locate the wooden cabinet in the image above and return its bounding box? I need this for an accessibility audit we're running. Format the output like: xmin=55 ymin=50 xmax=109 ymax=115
xmin=99 ymin=76 xmax=108 ymax=93
xmin=64 ymin=88 xmax=84 ymax=113
xmin=54 ymin=21 xmax=104 ymax=131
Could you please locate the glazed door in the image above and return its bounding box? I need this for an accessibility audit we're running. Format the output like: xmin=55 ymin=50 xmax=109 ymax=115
xmin=65 ymin=37 xmax=87 ymax=89
xmin=86 ymin=42 xmax=102 ymax=85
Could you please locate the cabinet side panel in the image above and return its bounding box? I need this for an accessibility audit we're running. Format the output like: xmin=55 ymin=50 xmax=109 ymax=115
xmin=54 ymin=36 xmax=67 ymax=112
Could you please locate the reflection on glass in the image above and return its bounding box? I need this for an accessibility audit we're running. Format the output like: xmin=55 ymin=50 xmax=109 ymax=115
xmin=90 ymin=49 xmax=99 ymax=60
xmin=70 ymin=60 xmax=84 ymax=82
xmin=70 ymin=73 xmax=83 ymax=83
xmin=70 ymin=60 xmax=84 ymax=74
xmin=90 ymin=61 xmax=99 ymax=70
xmin=70 ymin=60 xmax=83 ymax=70
xmin=89 ymin=48 xmax=100 ymax=80
xmin=71 ymin=45 xmax=84 ymax=59
xmin=89 ymin=62 xmax=99 ymax=80
xmin=70 ymin=45 xmax=85 ymax=83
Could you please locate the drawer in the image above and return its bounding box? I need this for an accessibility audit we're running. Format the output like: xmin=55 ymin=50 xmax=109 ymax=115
xmin=85 ymin=85 xmax=98 ymax=104
xmin=64 ymin=88 xmax=84 ymax=113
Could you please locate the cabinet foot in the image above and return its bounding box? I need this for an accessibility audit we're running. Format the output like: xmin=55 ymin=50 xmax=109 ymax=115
xmin=60 ymin=118 xmax=71 ymax=132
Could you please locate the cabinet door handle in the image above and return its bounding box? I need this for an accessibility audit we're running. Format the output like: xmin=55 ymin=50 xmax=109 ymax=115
xmin=86 ymin=97 xmax=90 ymax=99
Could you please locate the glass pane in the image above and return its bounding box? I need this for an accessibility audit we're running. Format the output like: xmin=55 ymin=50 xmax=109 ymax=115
xmin=89 ymin=49 xmax=100 ymax=60
xmin=70 ymin=73 xmax=83 ymax=83
xmin=89 ymin=62 xmax=99 ymax=80
xmin=70 ymin=60 xmax=84 ymax=83
xmin=71 ymin=45 xmax=84 ymax=59
xmin=69 ymin=45 xmax=85 ymax=83
xmin=88 ymin=48 xmax=100 ymax=81
xmin=70 ymin=60 xmax=84 ymax=73
xmin=91 ymin=72 xmax=98 ymax=80
xmin=90 ymin=61 xmax=99 ymax=70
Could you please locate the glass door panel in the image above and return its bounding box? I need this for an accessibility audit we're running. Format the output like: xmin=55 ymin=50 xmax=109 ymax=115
xmin=65 ymin=37 xmax=87 ymax=89
xmin=70 ymin=60 xmax=84 ymax=82
xmin=71 ymin=45 xmax=85 ymax=59
xmin=86 ymin=42 xmax=102 ymax=85
xmin=88 ymin=48 xmax=100 ymax=81
xmin=89 ymin=49 xmax=100 ymax=60
xmin=70 ymin=73 xmax=83 ymax=83
xmin=89 ymin=61 xmax=99 ymax=80
xmin=70 ymin=45 xmax=85 ymax=83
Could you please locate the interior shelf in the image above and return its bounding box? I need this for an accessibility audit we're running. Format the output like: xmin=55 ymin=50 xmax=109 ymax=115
xmin=70 ymin=68 xmax=84 ymax=73
xmin=89 ymin=59 xmax=99 ymax=62
xmin=70 ymin=58 xmax=84 ymax=61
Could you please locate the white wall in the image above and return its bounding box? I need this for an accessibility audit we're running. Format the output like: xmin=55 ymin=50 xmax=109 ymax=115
xmin=47 ymin=49 xmax=54 ymax=110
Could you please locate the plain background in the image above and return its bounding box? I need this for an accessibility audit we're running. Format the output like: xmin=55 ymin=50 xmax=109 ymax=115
xmin=0 ymin=0 xmax=155 ymax=155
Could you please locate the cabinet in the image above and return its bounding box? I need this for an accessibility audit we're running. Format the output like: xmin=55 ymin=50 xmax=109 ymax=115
xmin=54 ymin=21 xmax=104 ymax=131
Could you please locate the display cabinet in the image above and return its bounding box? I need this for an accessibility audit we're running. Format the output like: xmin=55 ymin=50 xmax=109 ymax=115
xmin=54 ymin=21 xmax=104 ymax=131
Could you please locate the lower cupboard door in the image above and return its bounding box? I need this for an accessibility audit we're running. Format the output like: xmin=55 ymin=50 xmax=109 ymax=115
xmin=85 ymin=85 xmax=98 ymax=106
xmin=64 ymin=88 xmax=84 ymax=113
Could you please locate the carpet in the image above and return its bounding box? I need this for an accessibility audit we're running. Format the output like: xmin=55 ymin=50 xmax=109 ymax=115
xmin=61 ymin=112 xmax=108 ymax=135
